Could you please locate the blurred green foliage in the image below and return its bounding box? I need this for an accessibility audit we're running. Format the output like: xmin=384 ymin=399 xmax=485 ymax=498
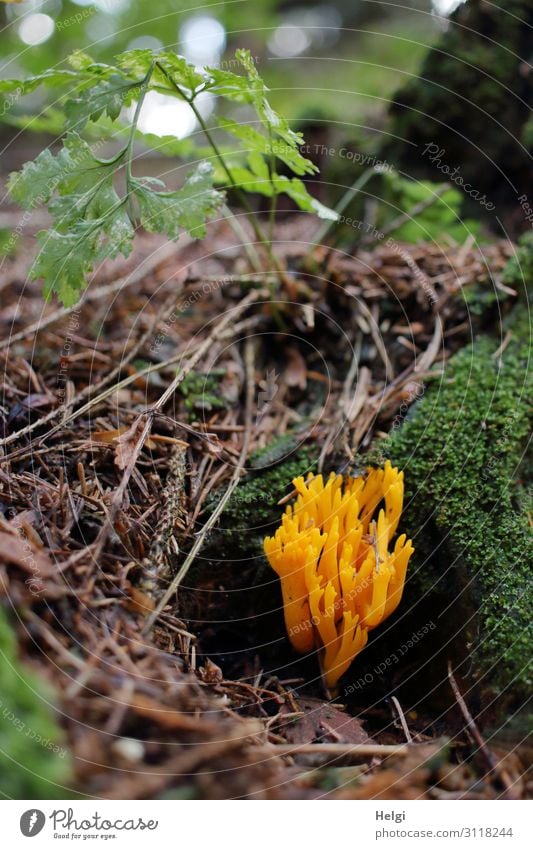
xmin=379 ymin=171 xmax=482 ymax=243
xmin=180 ymin=369 xmax=228 ymax=412
xmin=1 ymin=0 xmax=279 ymax=75
xmin=502 ymin=231 xmax=533 ymax=295
xmin=264 ymin=10 xmax=435 ymax=121
xmin=1 ymin=1 xmax=437 ymax=127
xmin=0 ymin=607 xmax=72 ymax=798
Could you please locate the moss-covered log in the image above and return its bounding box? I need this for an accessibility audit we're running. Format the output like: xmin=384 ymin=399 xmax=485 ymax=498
xmin=381 ymin=307 xmax=532 ymax=711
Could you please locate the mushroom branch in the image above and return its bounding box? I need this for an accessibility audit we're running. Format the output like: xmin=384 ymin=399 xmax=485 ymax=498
xmin=264 ymin=462 xmax=414 ymax=691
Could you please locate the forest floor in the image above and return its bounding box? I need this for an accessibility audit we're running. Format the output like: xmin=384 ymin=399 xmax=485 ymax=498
xmin=0 ymin=217 xmax=529 ymax=799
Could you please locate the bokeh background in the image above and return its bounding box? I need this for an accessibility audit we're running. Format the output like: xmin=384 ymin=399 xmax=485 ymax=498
xmin=0 ymin=0 xmax=450 ymax=162
xmin=6 ymin=0 xmax=533 ymax=248
xmin=2 ymin=1 xmax=448 ymax=103
xmin=2 ymin=0 xmax=531 ymax=242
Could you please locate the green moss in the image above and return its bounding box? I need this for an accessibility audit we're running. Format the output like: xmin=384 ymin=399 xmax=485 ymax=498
xmin=249 ymin=432 xmax=309 ymax=470
xmin=378 ymin=171 xmax=482 ymax=244
xmin=460 ymin=283 xmax=508 ymax=318
xmin=380 ymin=308 xmax=532 ymax=703
xmin=209 ymin=444 xmax=318 ymax=558
xmin=180 ymin=369 xmax=229 ymax=412
xmin=501 ymin=232 xmax=533 ymax=295
xmin=0 ymin=607 xmax=72 ymax=798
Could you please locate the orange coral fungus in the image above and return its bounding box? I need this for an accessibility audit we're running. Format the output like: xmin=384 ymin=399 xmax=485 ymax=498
xmin=264 ymin=461 xmax=414 ymax=691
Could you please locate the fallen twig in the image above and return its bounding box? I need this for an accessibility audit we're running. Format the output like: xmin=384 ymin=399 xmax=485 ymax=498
xmin=448 ymin=662 xmax=517 ymax=798
xmin=262 ymin=741 xmax=412 ymax=759
xmin=414 ymin=313 xmax=443 ymax=374
xmin=391 ymin=695 xmax=413 ymax=743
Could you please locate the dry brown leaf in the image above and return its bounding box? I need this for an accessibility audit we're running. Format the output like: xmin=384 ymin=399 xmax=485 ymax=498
xmin=282 ymin=697 xmax=371 ymax=746
xmin=114 ymin=417 xmax=147 ymax=470
xmin=199 ymin=658 xmax=224 ymax=684
xmin=91 ymin=426 xmax=129 ymax=444
xmin=126 ymin=586 xmax=155 ymax=614
xmin=0 ymin=530 xmax=56 ymax=580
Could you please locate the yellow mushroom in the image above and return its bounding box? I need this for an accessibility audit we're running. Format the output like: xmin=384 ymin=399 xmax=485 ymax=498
xmin=264 ymin=461 xmax=414 ymax=691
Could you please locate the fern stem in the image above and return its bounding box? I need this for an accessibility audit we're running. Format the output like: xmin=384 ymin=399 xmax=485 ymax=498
xmin=126 ymin=62 xmax=156 ymax=183
xmin=267 ymin=129 xmax=277 ymax=245
xmin=154 ymin=62 xmax=288 ymax=282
